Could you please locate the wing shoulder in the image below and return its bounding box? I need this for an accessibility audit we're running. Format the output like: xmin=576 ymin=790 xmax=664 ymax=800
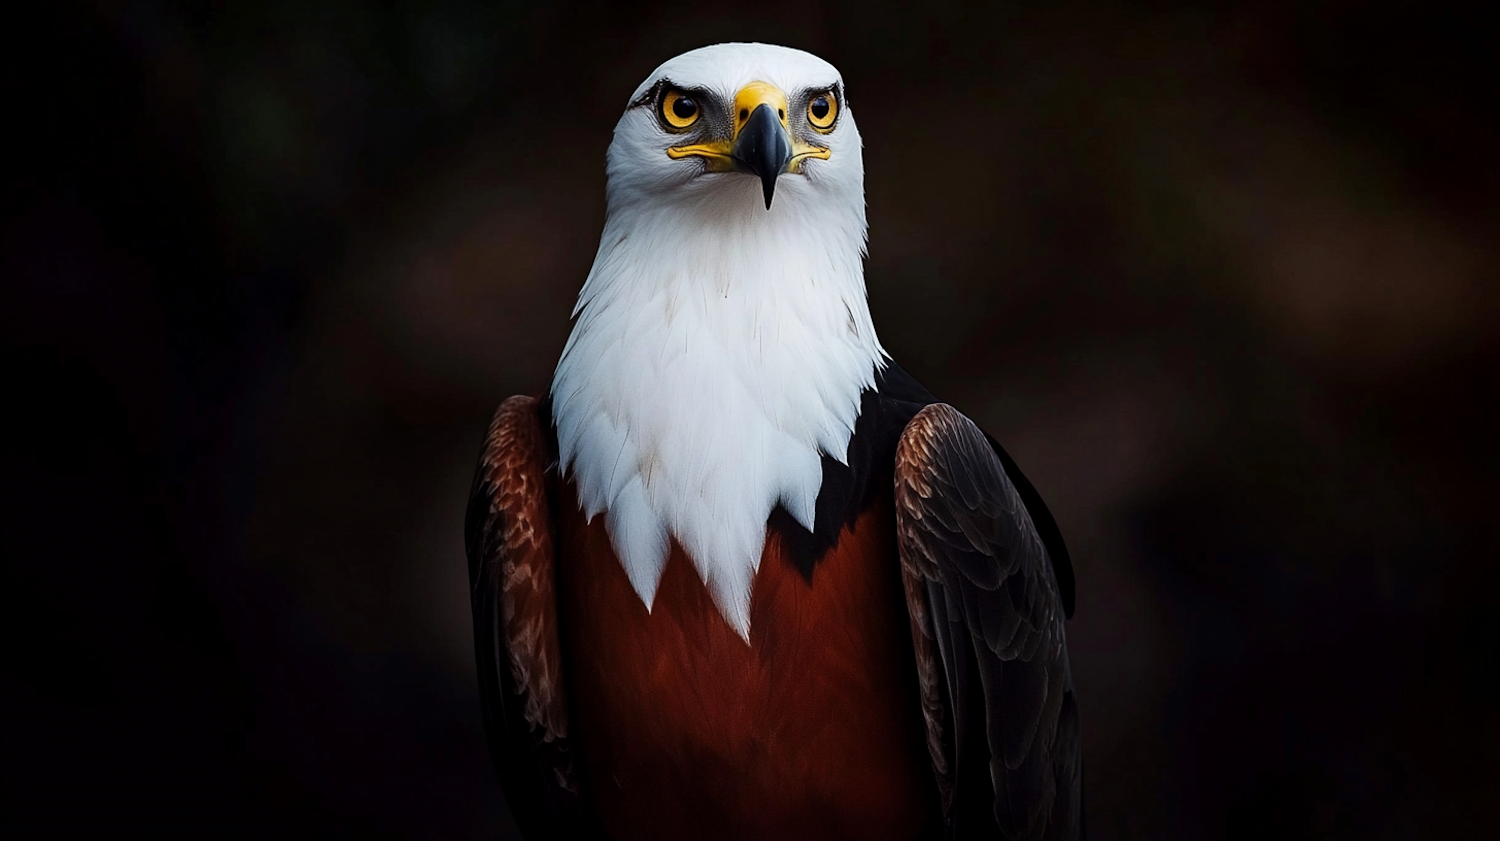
xmin=894 ymin=403 xmax=1082 ymax=841
xmin=466 ymin=395 xmax=591 ymax=837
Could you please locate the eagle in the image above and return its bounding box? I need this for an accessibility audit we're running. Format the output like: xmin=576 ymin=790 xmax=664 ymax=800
xmin=465 ymin=43 xmax=1082 ymax=841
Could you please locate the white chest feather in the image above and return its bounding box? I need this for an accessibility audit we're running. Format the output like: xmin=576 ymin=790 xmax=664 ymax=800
xmin=550 ymin=177 xmax=885 ymax=639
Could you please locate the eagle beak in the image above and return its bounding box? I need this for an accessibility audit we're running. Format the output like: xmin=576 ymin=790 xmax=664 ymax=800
xmin=732 ymin=103 xmax=792 ymax=210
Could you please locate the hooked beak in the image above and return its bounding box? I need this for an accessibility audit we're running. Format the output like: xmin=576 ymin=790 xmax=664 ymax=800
xmin=667 ymin=81 xmax=830 ymax=210
xmin=732 ymin=103 xmax=792 ymax=209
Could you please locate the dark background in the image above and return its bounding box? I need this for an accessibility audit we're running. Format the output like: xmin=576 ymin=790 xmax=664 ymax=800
xmin=8 ymin=2 xmax=1496 ymax=838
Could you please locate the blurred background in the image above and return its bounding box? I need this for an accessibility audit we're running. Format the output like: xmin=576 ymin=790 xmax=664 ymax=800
xmin=8 ymin=2 xmax=1496 ymax=838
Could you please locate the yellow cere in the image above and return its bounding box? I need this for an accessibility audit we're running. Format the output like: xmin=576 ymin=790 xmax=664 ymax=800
xmin=733 ymin=81 xmax=789 ymax=134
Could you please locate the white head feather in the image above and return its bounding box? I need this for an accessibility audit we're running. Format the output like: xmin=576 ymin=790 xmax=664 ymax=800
xmin=550 ymin=43 xmax=887 ymax=639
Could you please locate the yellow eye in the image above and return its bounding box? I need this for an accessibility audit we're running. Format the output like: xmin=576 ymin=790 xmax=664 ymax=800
xmin=661 ymin=89 xmax=700 ymax=130
xmin=807 ymin=90 xmax=837 ymax=132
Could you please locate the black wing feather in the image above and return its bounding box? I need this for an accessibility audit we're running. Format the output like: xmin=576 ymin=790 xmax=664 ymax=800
xmin=895 ymin=402 xmax=1083 ymax=841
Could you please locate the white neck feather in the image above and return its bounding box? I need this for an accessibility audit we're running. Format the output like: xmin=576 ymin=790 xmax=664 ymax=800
xmin=550 ymin=174 xmax=886 ymax=639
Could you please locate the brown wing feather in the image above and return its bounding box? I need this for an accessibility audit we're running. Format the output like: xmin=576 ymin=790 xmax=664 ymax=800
xmin=466 ymin=395 xmax=596 ymax=837
xmin=895 ymin=403 xmax=1083 ymax=841
xmin=897 ymin=536 xmax=954 ymax=812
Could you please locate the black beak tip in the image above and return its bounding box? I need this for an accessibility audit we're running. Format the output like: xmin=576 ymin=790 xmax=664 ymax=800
xmin=735 ymin=102 xmax=791 ymax=211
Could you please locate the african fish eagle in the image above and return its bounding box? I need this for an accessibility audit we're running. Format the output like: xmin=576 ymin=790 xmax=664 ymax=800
xmin=466 ymin=42 xmax=1082 ymax=841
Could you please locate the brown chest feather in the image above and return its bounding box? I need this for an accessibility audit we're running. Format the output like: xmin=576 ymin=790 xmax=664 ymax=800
xmin=553 ymin=481 xmax=936 ymax=841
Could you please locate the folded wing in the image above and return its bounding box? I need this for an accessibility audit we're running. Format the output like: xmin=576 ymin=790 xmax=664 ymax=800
xmin=894 ymin=403 xmax=1083 ymax=841
xmin=465 ymin=395 xmax=596 ymax=839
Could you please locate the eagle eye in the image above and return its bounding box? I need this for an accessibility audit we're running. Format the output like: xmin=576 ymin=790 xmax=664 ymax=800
xmin=661 ymin=89 xmax=699 ymax=130
xmin=807 ymin=90 xmax=838 ymax=132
